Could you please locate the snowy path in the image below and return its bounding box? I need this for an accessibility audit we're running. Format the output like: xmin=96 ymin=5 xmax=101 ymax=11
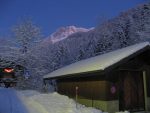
xmin=0 ymin=88 xmax=28 ymax=113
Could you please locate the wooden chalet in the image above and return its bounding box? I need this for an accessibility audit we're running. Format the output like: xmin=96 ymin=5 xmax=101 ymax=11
xmin=43 ymin=42 xmax=150 ymax=113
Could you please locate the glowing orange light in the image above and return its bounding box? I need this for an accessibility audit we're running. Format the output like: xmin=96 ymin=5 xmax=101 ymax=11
xmin=4 ymin=68 xmax=14 ymax=73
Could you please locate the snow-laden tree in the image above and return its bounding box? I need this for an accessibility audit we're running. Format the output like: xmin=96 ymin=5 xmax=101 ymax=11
xmin=12 ymin=19 xmax=42 ymax=54
xmin=11 ymin=19 xmax=43 ymax=89
xmin=136 ymin=4 xmax=150 ymax=41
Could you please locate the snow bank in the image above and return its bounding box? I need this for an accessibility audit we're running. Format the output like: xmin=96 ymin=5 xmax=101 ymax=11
xmin=18 ymin=90 xmax=102 ymax=113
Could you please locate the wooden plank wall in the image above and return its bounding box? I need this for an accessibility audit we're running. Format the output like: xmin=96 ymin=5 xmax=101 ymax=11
xmin=57 ymin=80 xmax=118 ymax=101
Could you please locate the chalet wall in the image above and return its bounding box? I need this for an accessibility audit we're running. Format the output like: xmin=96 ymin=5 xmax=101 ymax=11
xmin=57 ymin=79 xmax=118 ymax=101
xmin=57 ymin=79 xmax=119 ymax=113
xmin=77 ymin=98 xmax=119 ymax=113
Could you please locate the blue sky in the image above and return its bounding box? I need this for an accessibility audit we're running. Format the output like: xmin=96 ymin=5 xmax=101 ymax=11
xmin=0 ymin=0 xmax=147 ymax=38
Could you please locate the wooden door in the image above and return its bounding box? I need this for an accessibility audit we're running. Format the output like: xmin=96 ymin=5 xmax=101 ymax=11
xmin=119 ymin=71 xmax=145 ymax=111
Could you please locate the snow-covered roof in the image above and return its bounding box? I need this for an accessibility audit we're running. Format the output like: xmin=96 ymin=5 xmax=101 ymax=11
xmin=43 ymin=42 xmax=150 ymax=79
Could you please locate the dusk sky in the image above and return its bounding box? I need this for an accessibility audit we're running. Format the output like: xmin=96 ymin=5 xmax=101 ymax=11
xmin=0 ymin=0 xmax=147 ymax=38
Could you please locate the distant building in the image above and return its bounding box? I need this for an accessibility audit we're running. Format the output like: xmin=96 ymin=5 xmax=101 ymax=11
xmin=43 ymin=42 xmax=150 ymax=113
xmin=0 ymin=59 xmax=24 ymax=74
xmin=0 ymin=59 xmax=24 ymax=86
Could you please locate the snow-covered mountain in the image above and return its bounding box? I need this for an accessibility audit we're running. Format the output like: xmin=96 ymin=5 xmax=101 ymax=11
xmin=44 ymin=26 xmax=93 ymax=44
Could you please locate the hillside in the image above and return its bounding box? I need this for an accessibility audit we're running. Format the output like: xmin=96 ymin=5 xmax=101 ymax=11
xmin=58 ymin=3 xmax=150 ymax=57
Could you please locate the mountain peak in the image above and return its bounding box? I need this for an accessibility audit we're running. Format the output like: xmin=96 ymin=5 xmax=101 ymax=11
xmin=44 ymin=26 xmax=94 ymax=44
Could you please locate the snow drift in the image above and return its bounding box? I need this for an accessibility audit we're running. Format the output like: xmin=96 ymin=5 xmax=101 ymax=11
xmin=19 ymin=90 xmax=102 ymax=113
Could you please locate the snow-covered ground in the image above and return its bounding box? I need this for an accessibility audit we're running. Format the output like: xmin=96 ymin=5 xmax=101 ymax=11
xmin=0 ymin=88 xmax=102 ymax=113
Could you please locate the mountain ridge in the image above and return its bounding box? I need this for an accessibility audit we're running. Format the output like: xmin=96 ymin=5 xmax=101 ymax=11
xmin=43 ymin=26 xmax=94 ymax=44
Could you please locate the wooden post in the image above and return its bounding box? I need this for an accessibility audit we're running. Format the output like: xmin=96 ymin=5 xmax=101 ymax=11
xmin=75 ymin=86 xmax=78 ymax=109
xmin=143 ymin=71 xmax=148 ymax=111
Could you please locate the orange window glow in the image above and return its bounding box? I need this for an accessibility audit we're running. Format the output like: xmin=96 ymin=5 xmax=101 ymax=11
xmin=4 ymin=68 xmax=14 ymax=73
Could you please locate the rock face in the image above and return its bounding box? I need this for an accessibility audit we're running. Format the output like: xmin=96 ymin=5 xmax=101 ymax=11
xmin=44 ymin=26 xmax=93 ymax=44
